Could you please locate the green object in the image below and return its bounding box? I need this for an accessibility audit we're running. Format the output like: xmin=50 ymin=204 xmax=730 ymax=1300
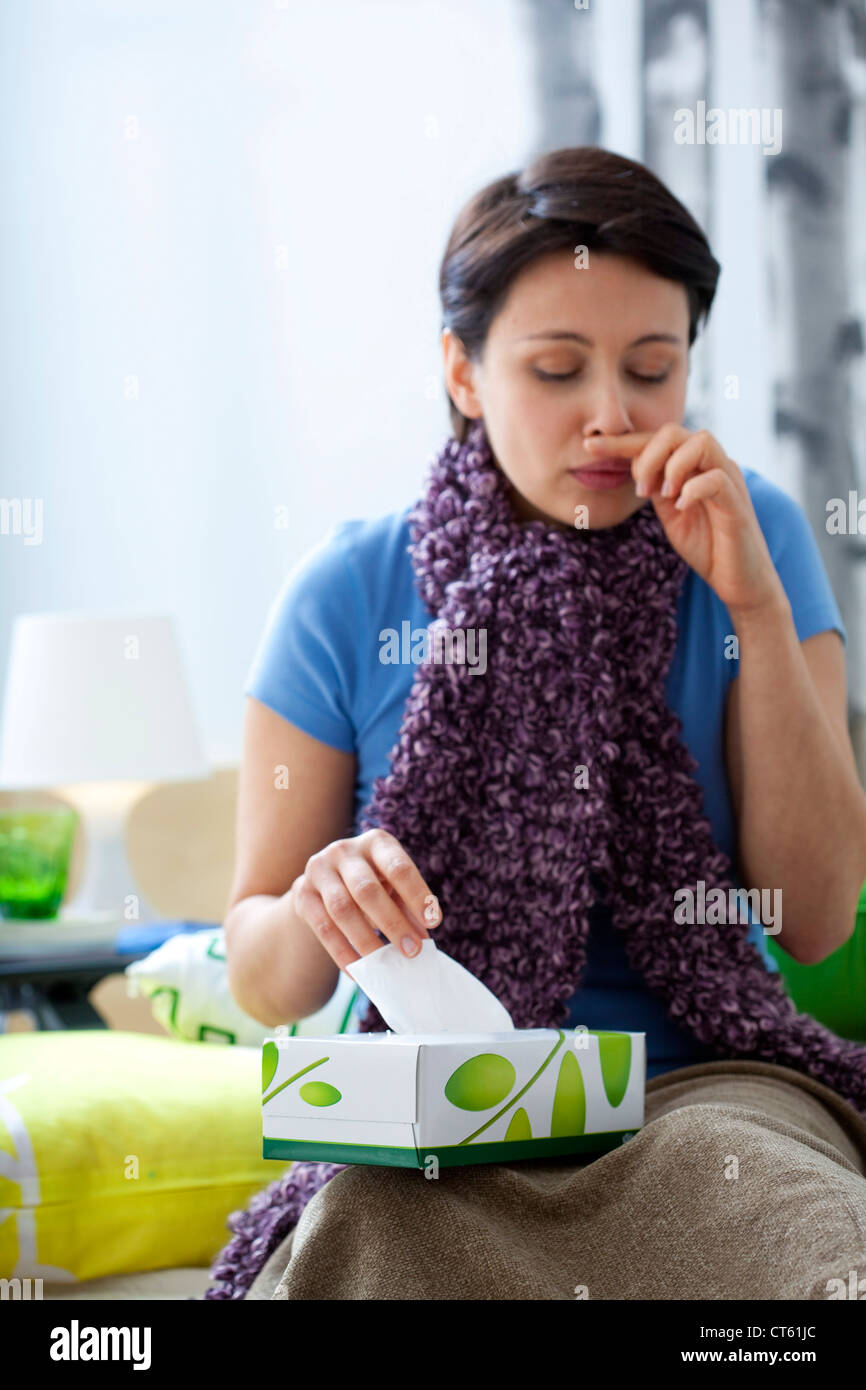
xmin=0 ymin=808 xmax=77 ymax=919
xmin=504 ymin=1107 xmax=532 ymax=1141
xmin=444 ymin=1053 xmax=517 ymax=1112
xmin=767 ymin=878 xmax=866 ymax=1040
xmin=550 ymin=1049 xmax=586 ymax=1136
xmin=263 ymin=1132 xmax=632 ymax=1169
xmin=262 ymin=1040 xmax=279 ymax=1093
xmin=299 ymin=1080 xmax=342 ymax=1107
xmin=589 ymin=1030 xmax=632 ymax=1108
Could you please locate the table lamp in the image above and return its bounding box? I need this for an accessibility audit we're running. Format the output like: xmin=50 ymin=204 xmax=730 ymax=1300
xmin=0 ymin=613 xmax=209 ymax=921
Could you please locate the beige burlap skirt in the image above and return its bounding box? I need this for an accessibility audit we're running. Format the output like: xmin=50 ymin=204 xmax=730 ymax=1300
xmin=244 ymin=1059 xmax=866 ymax=1301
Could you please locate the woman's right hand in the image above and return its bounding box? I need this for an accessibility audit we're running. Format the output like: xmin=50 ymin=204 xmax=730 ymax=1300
xmin=289 ymin=828 xmax=442 ymax=970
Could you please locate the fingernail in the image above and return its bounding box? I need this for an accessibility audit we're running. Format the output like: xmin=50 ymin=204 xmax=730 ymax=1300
xmin=402 ymin=936 xmax=419 ymax=957
xmin=422 ymin=894 xmax=441 ymax=927
xmin=635 ymin=479 xmax=647 ymax=498
xmin=661 ymin=480 xmax=673 ymax=498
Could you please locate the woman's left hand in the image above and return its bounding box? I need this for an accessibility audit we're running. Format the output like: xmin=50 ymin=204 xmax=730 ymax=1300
xmin=584 ymin=424 xmax=785 ymax=615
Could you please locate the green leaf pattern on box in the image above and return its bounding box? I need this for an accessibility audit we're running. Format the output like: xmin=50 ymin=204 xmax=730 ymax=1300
xmin=550 ymin=1049 xmax=585 ymax=1136
xmin=443 ymin=1030 xmax=632 ymax=1145
xmin=265 ymin=1029 xmax=636 ymax=1146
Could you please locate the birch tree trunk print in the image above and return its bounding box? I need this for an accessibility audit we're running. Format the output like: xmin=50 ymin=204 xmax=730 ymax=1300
xmin=761 ymin=0 xmax=866 ymax=734
xmin=840 ymin=2 xmax=866 ymax=767
xmin=518 ymin=0 xmax=865 ymax=767
xmin=520 ymin=0 xmax=600 ymax=156
xmin=642 ymin=0 xmax=712 ymax=433
xmin=843 ymin=3 xmax=866 ymax=514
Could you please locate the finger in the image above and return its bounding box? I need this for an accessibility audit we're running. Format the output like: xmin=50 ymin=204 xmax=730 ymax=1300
xmin=677 ymin=437 xmax=750 ymax=501
xmin=582 ymin=431 xmax=655 ymax=459
xmin=655 ymin=432 xmax=718 ymax=503
xmin=292 ymin=873 xmax=370 ymax=970
xmin=339 ymin=852 xmax=429 ymax=957
xmin=366 ymin=831 xmax=443 ymax=932
xmin=672 ymin=467 xmax=735 ymax=513
xmin=629 ymin=423 xmax=691 ymax=497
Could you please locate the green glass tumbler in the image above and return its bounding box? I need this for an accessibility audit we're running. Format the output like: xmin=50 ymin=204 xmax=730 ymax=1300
xmin=0 ymin=808 xmax=78 ymax=919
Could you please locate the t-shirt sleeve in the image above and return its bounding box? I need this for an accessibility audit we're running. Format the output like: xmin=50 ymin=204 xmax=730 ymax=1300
xmin=748 ymin=473 xmax=847 ymax=646
xmin=243 ymin=523 xmax=359 ymax=753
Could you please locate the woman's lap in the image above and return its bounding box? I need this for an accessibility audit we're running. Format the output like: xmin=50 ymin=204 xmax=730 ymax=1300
xmin=246 ymin=1059 xmax=866 ymax=1301
xmin=643 ymin=1058 xmax=866 ymax=1172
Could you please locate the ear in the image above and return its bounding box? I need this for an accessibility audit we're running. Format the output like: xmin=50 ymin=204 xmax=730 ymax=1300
xmin=441 ymin=328 xmax=483 ymax=420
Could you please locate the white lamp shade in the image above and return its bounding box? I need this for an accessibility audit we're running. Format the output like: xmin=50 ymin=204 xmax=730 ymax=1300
xmin=0 ymin=613 xmax=209 ymax=788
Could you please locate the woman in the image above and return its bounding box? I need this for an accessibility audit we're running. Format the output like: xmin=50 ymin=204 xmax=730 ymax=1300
xmin=206 ymin=148 xmax=866 ymax=1301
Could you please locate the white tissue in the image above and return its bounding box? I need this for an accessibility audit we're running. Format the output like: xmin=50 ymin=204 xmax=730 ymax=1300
xmin=346 ymin=939 xmax=515 ymax=1034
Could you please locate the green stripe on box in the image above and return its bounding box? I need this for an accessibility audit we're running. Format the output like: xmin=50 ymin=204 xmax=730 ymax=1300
xmin=263 ymin=1138 xmax=422 ymax=1167
xmin=425 ymin=1132 xmax=633 ymax=1167
xmin=263 ymin=1131 xmax=636 ymax=1168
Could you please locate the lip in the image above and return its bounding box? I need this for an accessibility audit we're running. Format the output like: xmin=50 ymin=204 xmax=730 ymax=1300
xmin=573 ymin=455 xmax=632 ymax=473
xmin=568 ymin=459 xmax=634 ymax=492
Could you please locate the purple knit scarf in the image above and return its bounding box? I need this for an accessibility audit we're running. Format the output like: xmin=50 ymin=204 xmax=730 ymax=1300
xmin=205 ymin=418 xmax=866 ymax=1299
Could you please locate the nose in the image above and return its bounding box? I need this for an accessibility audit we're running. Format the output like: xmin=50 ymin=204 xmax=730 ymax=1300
xmin=581 ymin=381 xmax=633 ymax=439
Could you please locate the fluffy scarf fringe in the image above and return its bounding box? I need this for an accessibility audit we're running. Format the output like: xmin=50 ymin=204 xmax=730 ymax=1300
xmin=206 ymin=419 xmax=866 ymax=1298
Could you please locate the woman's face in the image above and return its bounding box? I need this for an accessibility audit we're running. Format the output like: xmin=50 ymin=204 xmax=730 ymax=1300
xmin=442 ymin=249 xmax=691 ymax=530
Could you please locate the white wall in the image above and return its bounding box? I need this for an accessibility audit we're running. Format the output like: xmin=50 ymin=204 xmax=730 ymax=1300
xmin=0 ymin=0 xmax=534 ymax=765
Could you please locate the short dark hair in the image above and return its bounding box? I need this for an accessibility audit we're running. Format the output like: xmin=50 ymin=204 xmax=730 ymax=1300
xmin=439 ymin=146 xmax=721 ymax=441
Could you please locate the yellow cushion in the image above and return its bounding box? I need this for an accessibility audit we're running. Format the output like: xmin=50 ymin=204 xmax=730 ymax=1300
xmin=0 ymin=1030 xmax=285 ymax=1283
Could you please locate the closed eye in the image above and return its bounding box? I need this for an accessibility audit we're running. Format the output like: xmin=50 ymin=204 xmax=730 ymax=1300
xmin=533 ymin=368 xmax=670 ymax=384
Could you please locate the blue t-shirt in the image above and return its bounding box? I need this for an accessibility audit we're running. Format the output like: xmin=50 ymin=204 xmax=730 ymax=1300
xmin=244 ymin=469 xmax=846 ymax=1077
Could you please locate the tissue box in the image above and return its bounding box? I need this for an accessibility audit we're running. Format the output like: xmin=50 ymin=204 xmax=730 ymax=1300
xmin=261 ymin=1028 xmax=645 ymax=1169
